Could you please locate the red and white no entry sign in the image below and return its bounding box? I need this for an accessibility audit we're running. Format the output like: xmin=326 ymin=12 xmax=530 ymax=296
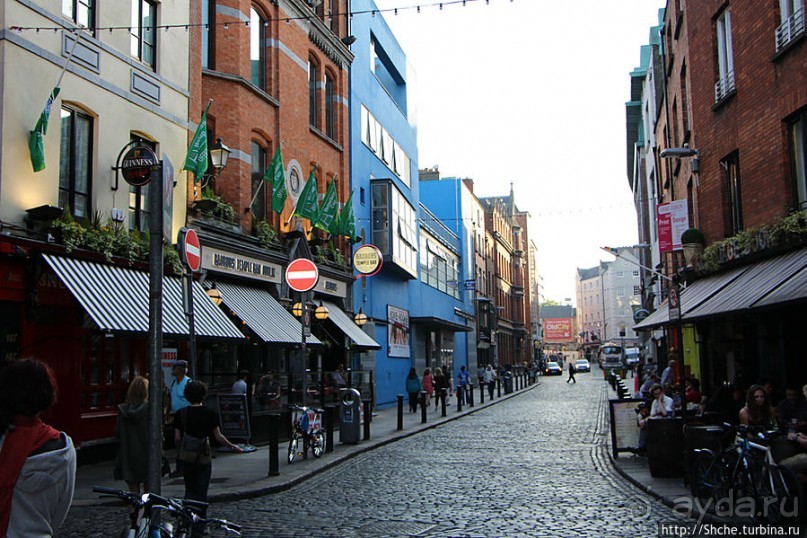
xmin=181 ymin=228 xmax=201 ymax=273
xmin=286 ymin=258 xmax=319 ymax=292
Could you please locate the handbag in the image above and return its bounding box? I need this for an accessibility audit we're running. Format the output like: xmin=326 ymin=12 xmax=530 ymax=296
xmin=178 ymin=408 xmax=212 ymax=465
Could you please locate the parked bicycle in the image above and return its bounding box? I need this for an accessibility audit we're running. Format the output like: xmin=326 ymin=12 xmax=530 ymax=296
xmin=288 ymin=404 xmax=325 ymax=463
xmin=690 ymin=424 xmax=801 ymax=523
xmin=92 ymin=486 xmax=241 ymax=537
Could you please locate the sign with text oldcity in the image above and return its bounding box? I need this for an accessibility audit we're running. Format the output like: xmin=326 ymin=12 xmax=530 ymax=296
xmin=201 ymin=246 xmax=281 ymax=284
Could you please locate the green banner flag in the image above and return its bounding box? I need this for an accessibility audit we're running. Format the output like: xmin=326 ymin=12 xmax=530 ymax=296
xmin=293 ymin=167 xmax=319 ymax=221
xmin=29 ymin=87 xmax=61 ymax=173
xmin=314 ymin=178 xmax=339 ymax=232
xmin=338 ymin=190 xmax=358 ymax=242
xmin=265 ymin=146 xmax=287 ymax=213
xmin=182 ymin=101 xmax=212 ymax=180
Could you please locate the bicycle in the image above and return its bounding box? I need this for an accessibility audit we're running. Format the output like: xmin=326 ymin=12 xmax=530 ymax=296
xmin=690 ymin=424 xmax=801 ymax=523
xmin=287 ymin=404 xmax=325 ymax=463
xmin=92 ymin=486 xmax=241 ymax=537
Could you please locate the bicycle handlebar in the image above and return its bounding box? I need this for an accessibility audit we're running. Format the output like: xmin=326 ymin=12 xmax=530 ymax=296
xmin=196 ymin=517 xmax=242 ymax=535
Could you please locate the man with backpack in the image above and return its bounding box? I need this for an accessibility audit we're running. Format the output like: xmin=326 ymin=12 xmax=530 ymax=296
xmin=457 ymin=366 xmax=472 ymax=405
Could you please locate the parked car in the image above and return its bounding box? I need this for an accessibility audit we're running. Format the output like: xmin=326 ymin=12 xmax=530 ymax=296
xmin=574 ymin=359 xmax=591 ymax=372
xmin=545 ymin=362 xmax=563 ymax=376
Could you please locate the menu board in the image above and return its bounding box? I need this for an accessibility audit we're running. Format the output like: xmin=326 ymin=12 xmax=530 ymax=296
xmin=217 ymin=394 xmax=251 ymax=442
xmin=609 ymin=398 xmax=643 ymax=458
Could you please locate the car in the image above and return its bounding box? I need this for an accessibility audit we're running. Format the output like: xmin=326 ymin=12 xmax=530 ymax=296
xmin=545 ymin=362 xmax=562 ymax=375
xmin=574 ymin=359 xmax=590 ymax=372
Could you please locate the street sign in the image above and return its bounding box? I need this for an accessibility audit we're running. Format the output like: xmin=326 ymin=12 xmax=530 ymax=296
xmin=353 ymin=244 xmax=383 ymax=276
xmin=668 ymin=282 xmax=681 ymax=321
xmin=180 ymin=228 xmax=201 ymax=273
xmin=286 ymin=258 xmax=319 ymax=292
xmin=121 ymin=145 xmax=158 ymax=187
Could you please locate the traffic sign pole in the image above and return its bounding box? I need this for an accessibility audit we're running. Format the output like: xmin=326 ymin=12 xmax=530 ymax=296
xmin=179 ymin=228 xmax=199 ymax=380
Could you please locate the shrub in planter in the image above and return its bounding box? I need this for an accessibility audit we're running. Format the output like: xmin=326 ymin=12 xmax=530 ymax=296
xmin=680 ymin=228 xmax=706 ymax=245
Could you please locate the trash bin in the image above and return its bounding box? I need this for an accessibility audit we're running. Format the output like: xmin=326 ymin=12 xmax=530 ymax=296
xmin=339 ymin=388 xmax=361 ymax=444
xmin=503 ymin=373 xmax=514 ymax=394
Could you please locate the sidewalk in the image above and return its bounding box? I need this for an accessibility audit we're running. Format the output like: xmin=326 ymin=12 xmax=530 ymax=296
xmin=73 ymin=385 xmax=531 ymax=506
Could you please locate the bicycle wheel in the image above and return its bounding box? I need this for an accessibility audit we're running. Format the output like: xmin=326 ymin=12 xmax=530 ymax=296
xmin=756 ymin=463 xmax=802 ymax=524
xmin=287 ymin=436 xmax=298 ymax=464
xmin=691 ymin=451 xmax=721 ymax=501
xmin=312 ymin=432 xmax=325 ymax=458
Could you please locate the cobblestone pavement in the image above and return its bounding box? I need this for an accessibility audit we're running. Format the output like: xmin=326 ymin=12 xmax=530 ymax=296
xmin=59 ymin=372 xmax=677 ymax=537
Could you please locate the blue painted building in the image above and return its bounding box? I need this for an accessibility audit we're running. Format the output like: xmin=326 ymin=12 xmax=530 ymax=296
xmin=349 ymin=0 xmax=473 ymax=406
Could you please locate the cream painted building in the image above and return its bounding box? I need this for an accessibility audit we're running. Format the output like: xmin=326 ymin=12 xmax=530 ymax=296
xmin=1 ymin=0 xmax=191 ymax=238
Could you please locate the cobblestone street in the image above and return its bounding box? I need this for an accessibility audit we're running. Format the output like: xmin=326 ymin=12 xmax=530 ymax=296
xmin=60 ymin=372 xmax=677 ymax=537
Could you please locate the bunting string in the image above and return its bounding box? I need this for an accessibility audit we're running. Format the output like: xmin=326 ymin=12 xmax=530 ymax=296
xmin=9 ymin=0 xmax=514 ymax=34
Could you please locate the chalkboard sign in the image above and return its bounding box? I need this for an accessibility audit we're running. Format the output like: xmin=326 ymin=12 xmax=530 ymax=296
xmin=217 ymin=394 xmax=251 ymax=442
xmin=608 ymin=398 xmax=644 ymax=458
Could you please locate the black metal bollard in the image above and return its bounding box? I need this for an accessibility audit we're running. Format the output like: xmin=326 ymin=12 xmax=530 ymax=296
xmin=420 ymin=391 xmax=427 ymax=424
xmin=469 ymin=385 xmax=474 ymax=407
xmin=480 ymin=383 xmax=485 ymax=404
xmin=324 ymin=405 xmax=335 ymax=454
xmin=362 ymin=399 xmax=371 ymax=440
xmin=396 ymin=394 xmax=404 ymax=431
xmin=497 ymin=378 xmax=502 ymax=398
xmin=267 ymin=413 xmax=280 ymax=476
xmin=456 ymin=389 xmax=463 ymax=412
xmin=441 ymin=389 xmax=447 ymax=417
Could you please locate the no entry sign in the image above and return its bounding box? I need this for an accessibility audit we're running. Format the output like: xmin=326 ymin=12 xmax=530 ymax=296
xmin=181 ymin=228 xmax=201 ymax=273
xmin=285 ymin=258 xmax=319 ymax=292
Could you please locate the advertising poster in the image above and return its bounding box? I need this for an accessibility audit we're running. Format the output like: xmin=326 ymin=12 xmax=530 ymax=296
xmin=387 ymin=305 xmax=410 ymax=358
xmin=657 ymin=199 xmax=688 ymax=252
xmin=543 ymin=318 xmax=573 ymax=342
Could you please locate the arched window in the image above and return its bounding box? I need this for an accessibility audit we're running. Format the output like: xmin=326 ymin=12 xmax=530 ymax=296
xmin=250 ymin=7 xmax=267 ymax=90
xmin=309 ymin=57 xmax=319 ymax=128
xmin=325 ymin=70 xmax=336 ymax=139
xmin=251 ymin=141 xmax=268 ymax=221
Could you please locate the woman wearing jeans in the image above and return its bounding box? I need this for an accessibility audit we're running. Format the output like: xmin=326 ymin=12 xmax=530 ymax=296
xmin=173 ymin=381 xmax=243 ymax=537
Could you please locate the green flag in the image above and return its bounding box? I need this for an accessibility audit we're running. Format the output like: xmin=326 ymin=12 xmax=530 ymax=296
xmin=314 ymin=178 xmax=339 ymax=232
xmin=29 ymin=87 xmax=61 ymax=173
xmin=293 ymin=168 xmax=319 ymax=221
xmin=182 ymin=101 xmax=211 ymax=180
xmin=265 ymin=146 xmax=288 ymax=213
xmin=338 ymin=190 xmax=358 ymax=242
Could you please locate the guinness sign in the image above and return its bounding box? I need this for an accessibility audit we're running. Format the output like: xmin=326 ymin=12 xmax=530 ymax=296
xmin=121 ymin=145 xmax=158 ymax=187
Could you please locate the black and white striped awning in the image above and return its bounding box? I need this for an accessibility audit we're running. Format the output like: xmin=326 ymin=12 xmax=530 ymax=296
xmin=321 ymin=301 xmax=381 ymax=350
xmin=215 ymin=281 xmax=321 ymax=345
xmin=43 ymin=254 xmax=244 ymax=338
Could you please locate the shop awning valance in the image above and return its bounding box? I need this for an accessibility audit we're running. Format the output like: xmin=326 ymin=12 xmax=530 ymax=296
xmin=43 ymin=254 xmax=244 ymax=338
xmin=410 ymin=316 xmax=472 ymax=332
xmin=321 ymin=301 xmax=381 ymax=350
xmin=215 ymin=281 xmax=321 ymax=345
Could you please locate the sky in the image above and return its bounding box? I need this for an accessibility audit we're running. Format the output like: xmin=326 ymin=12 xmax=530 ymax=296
xmin=371 ymin=0 xmax=666 ymax=303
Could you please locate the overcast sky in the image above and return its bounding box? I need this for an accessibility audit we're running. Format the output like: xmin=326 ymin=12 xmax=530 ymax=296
xmin=371 ymin=0 xmax=666 ymax=303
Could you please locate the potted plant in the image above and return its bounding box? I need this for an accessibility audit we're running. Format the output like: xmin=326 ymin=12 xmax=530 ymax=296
xmin=681 ymin=228 xmax=706 ymax=268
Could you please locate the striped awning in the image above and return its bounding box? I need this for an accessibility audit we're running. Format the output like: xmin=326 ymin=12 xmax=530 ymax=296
xmin=43 ymin=254 xmax=244 ymax=338
xmin=321 ymin=301 xmax=381 ymax=350
xmin=215 ymin=282 xmax=321 ymax=345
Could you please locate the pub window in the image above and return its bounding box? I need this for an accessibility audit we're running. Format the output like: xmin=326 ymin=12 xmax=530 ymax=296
xmin=325 ymin=70 xmax=336 ymax=139
xmin=131 ymin=0 xmax=157 ymax=69
xmin=722 ymin=151 xmax=743 ymax=235
xmin=309 ymin=57 xmax=319 ymax=128
xmin=63 ymin=0 xmax=95 ymax=31
xmin=250 ymin=7 xmax=267 ymax=90
xmin=59 ymin=106 xmax=93 ymax=221
xmin=251 ymin=141 xmax=267 ymax=221
xmin=790 ymin=110 xmax=807 ymax=209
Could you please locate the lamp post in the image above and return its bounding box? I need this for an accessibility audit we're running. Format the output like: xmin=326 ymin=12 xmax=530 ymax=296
xmin=196 ymin=138 xmax=231 ymax=194
xmin=292 ymin=299 xmax=329 ymax=405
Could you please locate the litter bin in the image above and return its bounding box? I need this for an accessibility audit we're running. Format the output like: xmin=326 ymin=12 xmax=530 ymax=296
xmin=503 ymin=373 xmax=513 ymax=394
xmin=339 ymin=388 xmax=361 ymax=444
xmin=646 ymin=417 xmax=685 ymax=478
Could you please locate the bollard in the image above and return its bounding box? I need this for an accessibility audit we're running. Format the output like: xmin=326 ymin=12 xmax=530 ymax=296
xmin=480 ymin=382 xmax=485 ymax=404
xmin=396 ymin=394 xmax=404 ymax=431
xmin=441 ymin=389 xmax=447 ymax=417
xmin=324 ymin=405 xmax=335 ymax=454
xmin=456 ymin=388 xmax=463 ymax=412
xmin=497 ymin=378 xmax=502 ymax=398
xmin=420 ymin=391 xmax=428 ymax=424
xmin=363 ymin=399 xmax=371 ymax=440
xmin=267 ymin=413 xmax=280 ymax=476
xmin=469 ymin=385 xmax=474 ymax=407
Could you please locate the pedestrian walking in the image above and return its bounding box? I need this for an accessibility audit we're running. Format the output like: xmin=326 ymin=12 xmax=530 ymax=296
xmin=169 ymin=360 xmax=191 ymax=477
xmin=114 ymin=376 xmax=149 ymax=496
xmin=422 ymin=368 xmax=434 ymax=408
xmin=405 ymin=368 xmax=421 ymax=413
xmin=0 ymin=358 xmax=76 ymax=538
xmin=567 ymin=361 xmax=576 ymax=384
xmin=433 ymin=368 xmax=449 ymax=411
xmin=173 ymin=381 xmax=243 ymax=538
xmin=457 ymin=366 xmax=471 ymax=404
xmin=484 ymin=365 xmax=497 ymax=399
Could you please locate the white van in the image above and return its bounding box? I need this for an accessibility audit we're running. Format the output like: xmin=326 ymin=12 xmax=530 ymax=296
xmin=624 ymin=347 xmax=641 ymax=367
xmin=599 ymin=343 xmax=623 ymax=369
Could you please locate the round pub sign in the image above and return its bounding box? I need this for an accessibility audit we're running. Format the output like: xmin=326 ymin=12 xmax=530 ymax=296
xmin=121 ymin=145 xmax=158 ymax=187
xmin=353 ymin=244 xmax=383 ymax=276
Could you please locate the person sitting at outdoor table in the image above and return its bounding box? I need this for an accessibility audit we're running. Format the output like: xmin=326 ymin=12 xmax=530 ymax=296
xmin=635 ymin=401 xmax=651 ymax=455
xmin=739 ymin=384 xmax=777 ymax=430
xmin=638 ymin=374 xmax=659 ymax=399
xmin=776 ymin=385 xmax=807 ymax=433
xmin=649 ymin=384 xmax=674 ymax=418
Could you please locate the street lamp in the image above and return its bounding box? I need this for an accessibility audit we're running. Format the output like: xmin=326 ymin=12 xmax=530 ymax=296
xmin=660 ymin=144 xmax=699 ymax=173
xmin=209 ymin=138 xmax=231 ymax=172
xmin=314 ymin=301 xmax=329 ymax=321
xmin=353 ymin=308 xmax=367 ymax=326
xmin=206 ymin=284 xmax=222 ymax=306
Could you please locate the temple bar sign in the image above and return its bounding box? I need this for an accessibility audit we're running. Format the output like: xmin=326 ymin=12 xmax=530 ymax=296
xmin=201 ymin=246 xmax=282 ymax=284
